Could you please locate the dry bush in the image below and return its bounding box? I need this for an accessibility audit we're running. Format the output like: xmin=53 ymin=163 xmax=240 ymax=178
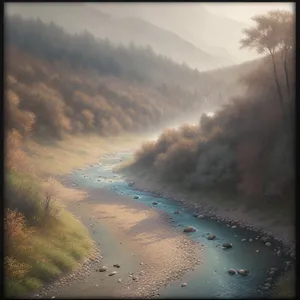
xmin=5 ymin=129 xmax=35 ymax=176
xmin=4 ymin=256 xmax=30 ymax=280
xmin=41 ymin=177 xmax=64 ymax=222
xmin=4 ymin=208 xmax=35 ymax=257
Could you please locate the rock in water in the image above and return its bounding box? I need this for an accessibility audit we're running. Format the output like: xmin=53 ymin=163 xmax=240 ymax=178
xmin=99 ymin=266 xmax=107 ymax=272
xmin=181 ymin=283 xmax=187 ymax=287
xmin=222 ymin=242 xmax=233 ymax=249
xmin=152 ymin=201 xmax=158 ymax=205
xmin=265 ymin=242 xmax=272 ymax=247
xmin=228 ymin=269 xmax=236 ymax=275
xmin=241 ymin=238 xmax=247 ymax=242
xmin=132 ymin=275 xmax=138 ymax=281
xmin=237 ymin=269 xmax=249 ymax=276
xmin=174 ymin=210 xmax=180 ymax=214
xmin=197 ymin=214 xmax=204 ymax=219
xmin=133 ymin=196 xmax=139 ymax=199
xmin=207 ymin=233 xmax=216 ymax=240
xmin=109 ymin=271 xmax=117 ymax=276
xmin=113 ymin=264 xmax=121 ymax=268
xmin=183 ymin=226 xmax=197 ymax=233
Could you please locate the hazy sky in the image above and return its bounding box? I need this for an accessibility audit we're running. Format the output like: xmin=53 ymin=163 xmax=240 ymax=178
xmin=204 ymin=2 xmax=295 ymax=23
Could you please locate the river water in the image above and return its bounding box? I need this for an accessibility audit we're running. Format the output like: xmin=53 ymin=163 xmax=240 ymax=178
xmin=68 ymin=151 xmax=291 ymax=299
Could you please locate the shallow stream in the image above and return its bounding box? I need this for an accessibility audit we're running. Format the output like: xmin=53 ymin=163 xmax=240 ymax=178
xmin=68 ymin=151 xmax=290 ymax=298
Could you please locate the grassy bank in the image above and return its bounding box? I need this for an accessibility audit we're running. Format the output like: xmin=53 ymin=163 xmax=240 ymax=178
xmin=5 ymin=133 xmax=144 ymax=297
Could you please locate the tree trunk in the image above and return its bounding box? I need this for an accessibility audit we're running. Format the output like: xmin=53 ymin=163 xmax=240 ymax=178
xmin=283 ymin=48 xmax=291 ymax=96
xmin=283 ymin=48 xmax=294 ymax=132
xmin=270 ymin=53 xmax=285 ymax=116
xmin=270 ymin=53 xmax=288 ymax=133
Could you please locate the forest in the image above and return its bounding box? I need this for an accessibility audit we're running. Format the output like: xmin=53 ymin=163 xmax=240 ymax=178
xmin=133 ymin=10 xmax=295 ymax=212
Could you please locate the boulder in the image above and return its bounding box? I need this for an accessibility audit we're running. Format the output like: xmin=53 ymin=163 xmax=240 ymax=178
xmin=197 ymin=215 xmax=205 ymax=219
xmin=174 ymin=210 xmax=180 ymax=214
xmin=98 ymin=266 xmax=107 ymax=272
xmin=207 ymin=234 xmax=216 ymax=240
xmin=222 ymin=242 xmax=233 ymax=249
xmin=183 ymin=226 xmax=197 ymax=233
xmin=181 ymin=283 xmax=187 ymax=287
xmin=265 ymin=242 xmax=272 ymax=247
xmin=113 ymin=264 xmax=121 ymax=268
xmin=133 ymin=196 xmax=139 ymax=199
xmin=237 ymin=269 xmax=249 ymax=276
xmin=152 ymin=201 xmax=158 ymax=205
xmin=228 ymin=269 xmax=236 ymax=275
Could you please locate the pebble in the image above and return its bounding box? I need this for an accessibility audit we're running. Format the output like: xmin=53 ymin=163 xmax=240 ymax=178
xmin=237 ymin=269 xmax=249 ymax=276
xmin=207 ymin=233 xmax=216 ymax=240
xmin=265 ymin=242 xmax=272 ymax=247
xmin=109 ymin=271 xmax=117 ymax=276
xmin=228 ymin=269 xmax=236 ymax=275
xmin=181 ymin=283 xmax=187 ymax=287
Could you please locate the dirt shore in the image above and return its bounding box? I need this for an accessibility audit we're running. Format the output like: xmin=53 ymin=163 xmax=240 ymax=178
xmin=36 ymin=176 xmax=200 ymax=298
xmin=121 ymin=165 xmax=295 ymax=254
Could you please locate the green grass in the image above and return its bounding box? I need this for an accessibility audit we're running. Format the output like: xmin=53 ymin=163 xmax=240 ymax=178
xmin=5 ymin=171 xmax=93 ymax=297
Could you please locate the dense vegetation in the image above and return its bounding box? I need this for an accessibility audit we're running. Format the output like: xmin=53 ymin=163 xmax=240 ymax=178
xmin=133 ymin=10 xmax=295 ymax=213
xmin=5 ymin=15 xmax=257 ymax=140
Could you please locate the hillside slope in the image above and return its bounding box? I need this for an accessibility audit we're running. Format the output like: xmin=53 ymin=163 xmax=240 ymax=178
xmin=5 ymin=3 xmax=234 ymax=71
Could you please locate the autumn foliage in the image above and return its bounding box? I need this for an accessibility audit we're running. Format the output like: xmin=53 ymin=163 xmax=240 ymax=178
xmin=134 ymin=48 xmax=295 ymax=205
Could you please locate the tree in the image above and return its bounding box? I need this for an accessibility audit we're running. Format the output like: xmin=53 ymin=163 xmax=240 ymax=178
xmin=240 ymin=10 xmax=294 ymax=125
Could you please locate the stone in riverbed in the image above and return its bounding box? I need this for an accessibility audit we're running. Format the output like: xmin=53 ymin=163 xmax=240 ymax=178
xmin=152 ymin=201 xmax=158 ymax=205
xmin=241 ymin=238 xmax=247 ymax=242
xmin=207 ymin=234 xmax=216 ymax=240
xmin=231 ymin=226 xmax=237 ymax=229
xmin=265 ymin=242 xmax=272 ymax=247
xmin=113 ymin=264 xmax=121 ymax=268
xmin=132 ymin=275 xmax=138 ymax=281
xmin=133 ymin=196 xmax=139 ymax=199
xmin=174 ymin=210 xmax=180 ymax=214
xmin=266 ymin=277 xmax=273 ymax=283
xmin=109 ymin=271 xmax=117 ymax=276
xmin=237 ymin=269 xmax=249 ymax=276
xmin=181 ymin=283 xmax=187 ymax=287
xmin=222 ymin=242 xmax=233 ymax=249
xmin=228 ymin=269 xmax=236 ymax=275
xmin=197 ymin=214 xmax=204 ymax=219
xmin=183 ymin=226 xmax=197 ymax=233
xmin=98 ymin=266 xmax=107 ymax=272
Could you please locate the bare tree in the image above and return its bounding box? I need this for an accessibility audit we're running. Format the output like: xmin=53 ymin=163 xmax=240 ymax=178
xmin=240 ymin=10 xmax=294 ymax=125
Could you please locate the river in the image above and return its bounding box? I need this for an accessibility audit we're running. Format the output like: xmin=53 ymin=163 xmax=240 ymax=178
xmin=59 ymin=150 xmax=292 ymax=299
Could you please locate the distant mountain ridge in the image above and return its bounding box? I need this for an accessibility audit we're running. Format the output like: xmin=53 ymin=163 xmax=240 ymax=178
xmin=5 ymin=3 xmax=236 ymax=71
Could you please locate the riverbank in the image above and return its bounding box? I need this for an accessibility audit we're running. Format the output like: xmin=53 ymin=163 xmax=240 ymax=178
xmin=6 ymin=134 xmax=145 ymax=298
xmin=41 ymin=174 xmax=200 ymax=298
xmin=120 ymin=163 xmax=295 ymax=253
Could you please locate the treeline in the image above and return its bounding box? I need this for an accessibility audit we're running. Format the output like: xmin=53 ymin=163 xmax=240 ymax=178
xmin=4 ymin=15 xmax=255 ymax=139
xmin=5 ymin=14 xmax=212 ymax=90
xmin=5 ymin=15 xmax=234 ymax=140
xmin=5 ymin=46 xmax=206 ymax=139
xmin=134 ymin=11 xmax=295 ymax=206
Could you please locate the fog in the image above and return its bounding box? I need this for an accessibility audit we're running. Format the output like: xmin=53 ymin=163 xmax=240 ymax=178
xmin=5 ymin=2 xmax=294 ymax=71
